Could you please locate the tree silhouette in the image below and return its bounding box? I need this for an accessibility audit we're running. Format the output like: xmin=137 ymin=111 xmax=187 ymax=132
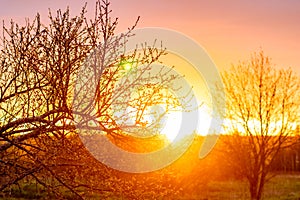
xmin=220 ymin=51 xmax=300 ymax=200
xmin=0 ymin=0 xmax=190 ymax=198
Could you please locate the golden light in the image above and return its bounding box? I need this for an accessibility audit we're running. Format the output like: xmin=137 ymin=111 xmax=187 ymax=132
xmin=151 ymin=102 xmax=213 ymax=141
xmin=114 ymin=53 xmax=214 ymax=141
xmin=196 ymin=105 xmax=213 ymax=136
xmin=160 ymin=109 xmax=182 ymax=141
xmin=158 ymin=53 xmax=214 ymax=137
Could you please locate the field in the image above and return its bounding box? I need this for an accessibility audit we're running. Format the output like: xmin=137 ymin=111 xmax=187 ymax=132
xmin=181 ymin=173 xmax=300 ymax=200
xmin=2 ymin=173 xmax=300 ymax=200
xmin=2 ymin=135 xmax=300 ymax=199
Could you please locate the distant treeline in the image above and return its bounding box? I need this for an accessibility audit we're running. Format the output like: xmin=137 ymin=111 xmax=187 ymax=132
xmin=213 ymin=135 xmax=300 ymax=173
xmin=271 ymin=142 xmax=300 ymax=172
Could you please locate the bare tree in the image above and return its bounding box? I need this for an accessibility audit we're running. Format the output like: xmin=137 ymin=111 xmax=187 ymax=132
xmin=0 ymin=0 xmax=189 ymax=198
xmin=220 ymin=51 xmax=300 ymax=200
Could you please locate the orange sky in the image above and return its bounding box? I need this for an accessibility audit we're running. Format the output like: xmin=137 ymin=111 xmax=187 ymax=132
xmin=1 ymin=0 xmax=300 ymax=73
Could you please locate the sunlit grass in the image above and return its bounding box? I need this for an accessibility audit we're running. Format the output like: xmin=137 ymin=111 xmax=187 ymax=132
xmin=2 ymin=173 xmax=299 ymax=199
xmin=178 ymin=173 xmax=300 ymax=200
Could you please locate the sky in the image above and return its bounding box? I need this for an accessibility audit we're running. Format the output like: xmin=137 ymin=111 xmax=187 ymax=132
xmin=0 ymin=0 xmax=299 ymax=74
xmin=0 ymin=0 xmax=298 ymax=138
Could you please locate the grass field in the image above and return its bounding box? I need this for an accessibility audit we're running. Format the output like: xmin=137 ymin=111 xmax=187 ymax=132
xmin=102 ymin=176 xmax=300 ymax=200
xmin=2 ymin=173 xmax=300 ymax=199
xmin=178 ymin=173 xmax=300 ymax=200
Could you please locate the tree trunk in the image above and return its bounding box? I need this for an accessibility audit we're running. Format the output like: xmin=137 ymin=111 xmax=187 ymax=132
xmin=250 ymin=186 xmax=261 ymax=200
xmin=250 ymin=181 xmax=259 ymax=200
xmin=249 ymin=176 xmax=264 ymax=200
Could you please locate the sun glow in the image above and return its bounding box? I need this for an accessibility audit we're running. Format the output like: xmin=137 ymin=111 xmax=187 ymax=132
xmin=158 ymin=108 xmax=183 ymax=142
xmin=196 ymin=105 xmax=213 ymax=136
xmin=155 ymin=103 xmax=214 ymax=141
xmin=138 ymin=102 xmax=213 ymax=141
xmin=157 ymin=52 xmax=214 ymax=138
xmin=114 ymin=52 xmax=214 ymax=141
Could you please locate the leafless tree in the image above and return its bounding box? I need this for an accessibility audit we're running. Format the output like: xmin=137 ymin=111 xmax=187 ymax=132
xmin=0 ymin=0 xmax=190 ymax=198
xmin=220 ymin=51 xmax=300 ymax=200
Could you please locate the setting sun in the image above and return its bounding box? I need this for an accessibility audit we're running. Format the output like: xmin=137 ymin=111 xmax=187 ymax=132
xmin=159 ymin=104 xmax=213 ymax=141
